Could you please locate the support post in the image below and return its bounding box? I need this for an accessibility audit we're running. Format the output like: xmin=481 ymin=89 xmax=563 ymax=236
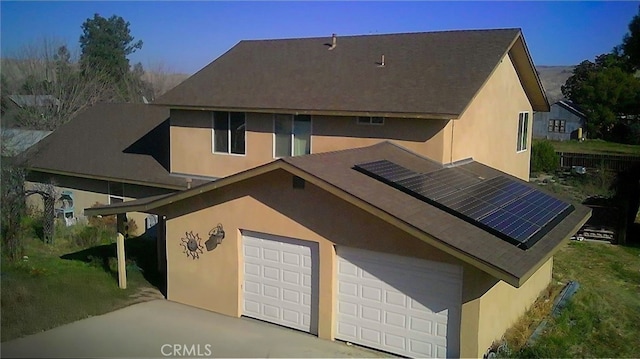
xmin=116 ymin=232 xmax=127 ymax=289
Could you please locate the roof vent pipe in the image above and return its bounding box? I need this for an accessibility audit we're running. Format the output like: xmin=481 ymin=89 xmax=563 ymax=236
xmin=377 ymin=54 xmax=385 ymax=67
xmin=328 ymin=34 xmax=337 ymax=50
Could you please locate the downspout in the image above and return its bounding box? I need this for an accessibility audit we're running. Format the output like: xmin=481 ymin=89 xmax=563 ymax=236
xmin=450 ymin=119 xmax=455 ymax=165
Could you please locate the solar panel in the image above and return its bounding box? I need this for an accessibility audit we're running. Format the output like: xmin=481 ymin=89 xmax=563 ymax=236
xmin=354 ymin=160 xmax=574 ymax=249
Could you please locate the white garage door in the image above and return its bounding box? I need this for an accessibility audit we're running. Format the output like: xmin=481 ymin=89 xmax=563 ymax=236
xmin=337 ymin=247 xmax=462 ymax=358
xmin=242 ymin=231 xmax=318 ymax=334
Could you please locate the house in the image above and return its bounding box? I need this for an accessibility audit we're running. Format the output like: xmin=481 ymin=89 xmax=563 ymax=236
xmin=80 ymin=29 xmax=589 ymax=358
xmin=2 ymin=95 xmax=61 ymax=128
xmin=20 ymin=103 xmax=205 ymax=233
xmin=533 ymin=100 xmax=587 ymax=141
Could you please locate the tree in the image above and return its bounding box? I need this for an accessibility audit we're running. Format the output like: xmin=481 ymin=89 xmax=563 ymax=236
xmin=561 ymin=7 xmax=640 ymax=142
xmin=4 ymin=39 xmax=115 ymax=130
xmin=1 ymin=162 xmax=26 ymax=261
xmin=79 ymin=14 xmax=143 ymax=82
xmin=562 ymin=61 xmax=640 ymax=139
xmin=619 ymin=6 xmax=640 ymax=70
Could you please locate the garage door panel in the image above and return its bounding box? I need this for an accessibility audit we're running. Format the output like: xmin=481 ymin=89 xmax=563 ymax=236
xmin=337 ymin=247 xmax=461 ymax=358
xmin=242 ymin=232 xmax=318 ymax=334
xmin=384 ymin=311 xmax=406 ymax=328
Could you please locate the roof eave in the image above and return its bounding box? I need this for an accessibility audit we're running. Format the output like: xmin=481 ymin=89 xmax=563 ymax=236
xmin=29 ymin=167 xmax=187 ymax=191
xmin=509 ymin=33 xmax=550 ymax=112
xmin=152 ymin=104 xmax=458 ymax=120
xmin=85 ymin=158 xmax=522 ymax=286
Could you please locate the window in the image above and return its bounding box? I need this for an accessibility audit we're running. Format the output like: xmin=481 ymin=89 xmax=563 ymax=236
xmin=213 ymin=111 xmax=246 ymax=155
xmin=517 ymin=112 xmax=529 ymax=152
xmin=274 ymin=114 xmax=311 ymax=157
xmin=547 ymin=119 xmax=566 ymax=133
xmin=357 ymin=116 xmax=384 ymax=125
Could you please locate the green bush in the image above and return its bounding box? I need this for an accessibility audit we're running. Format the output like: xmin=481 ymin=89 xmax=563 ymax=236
xmin=531 ymin=141 xmax=559 ymax=173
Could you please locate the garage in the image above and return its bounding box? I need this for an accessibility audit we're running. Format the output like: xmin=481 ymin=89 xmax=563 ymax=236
xmin=336 ymin=247 xmax=462 ymax=358
xmin=242 ymin=231 xmax=319 ymax=334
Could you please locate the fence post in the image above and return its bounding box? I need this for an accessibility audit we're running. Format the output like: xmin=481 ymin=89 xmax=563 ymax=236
xmin=116 ymin=232 xmax=127 ymax=289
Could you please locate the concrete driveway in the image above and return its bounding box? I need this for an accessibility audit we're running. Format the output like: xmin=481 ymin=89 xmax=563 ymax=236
xmin=1 ymin=299 xmax=391 ymax=358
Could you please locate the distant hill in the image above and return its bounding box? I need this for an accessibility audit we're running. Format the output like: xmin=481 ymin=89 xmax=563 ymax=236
xmin=535 ymin=65 xmax=575 ymax=104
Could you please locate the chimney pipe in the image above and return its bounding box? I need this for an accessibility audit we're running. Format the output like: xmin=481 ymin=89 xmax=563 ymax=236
xmin=328 ymin=33 xmax=337 ymax=50
xmin=378 ymin=54 xmax=385 ymax=67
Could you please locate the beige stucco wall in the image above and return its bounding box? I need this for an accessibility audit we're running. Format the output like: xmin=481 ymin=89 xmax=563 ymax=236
xmin=24 ymin=181 xmax=149 ymax=236
xmin=460 ymin=257 xmax=553 ymax=357
xmin=312 ymin=115 xmax=448 ymax=163
xmin=444 ymin=53 xmax=534 ymax=180
xmin=159 ymin=169 xmax=554 ymax=357
xmin=170 ymin=109 xmax=450 ymax=178
xmin=25 ymin=181 xmax=108 ymax=219
xmin=170 ymin=110 xmax=275 ymax=178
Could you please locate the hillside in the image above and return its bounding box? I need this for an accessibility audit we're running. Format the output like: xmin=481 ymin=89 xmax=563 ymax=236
xmin=536 ymin=65 xmax=575 ymax=104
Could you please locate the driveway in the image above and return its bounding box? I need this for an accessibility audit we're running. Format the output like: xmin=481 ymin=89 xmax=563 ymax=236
xmin=1 ymin=299 xmax=391 ymax=358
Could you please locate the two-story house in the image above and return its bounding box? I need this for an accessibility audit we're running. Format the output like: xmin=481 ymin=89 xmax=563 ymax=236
xmin=38 ymin=29 xmax=590 ymax=358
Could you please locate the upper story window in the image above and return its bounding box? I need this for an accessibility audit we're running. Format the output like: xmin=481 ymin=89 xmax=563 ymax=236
xmin=274 ymin=114 xmax=311 ymax=157
xmin=213 ymin=111 xmax=245 ymax=155
xmin=357 ymin=116 xmax=384 ymax=125
xmin=517 ymin=112 xmax=529 ymax=152
xmin=548 ymin=119 xmax=566 ymax=133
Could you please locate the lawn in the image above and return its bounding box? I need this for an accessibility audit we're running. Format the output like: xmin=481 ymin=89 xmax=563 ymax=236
xmin=537 ymin=138 xmax=640 ymax=156
xmin=0 ymin=224 xmax=163 ymax=342
xmin=501 ymin=241 xmax=640 ymax=357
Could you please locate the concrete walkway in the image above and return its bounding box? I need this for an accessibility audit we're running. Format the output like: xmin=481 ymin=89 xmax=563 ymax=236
xmin=1 ymin=299 xmax=390 ymax=358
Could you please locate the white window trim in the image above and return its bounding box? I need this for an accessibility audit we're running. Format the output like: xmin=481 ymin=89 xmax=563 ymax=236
xmin=108 ymin=194 xmax=125 ymax=205
xmin=272 ymin=114 xmax=313 ymax=158
xmin=356 ymin=116 xmax=385 ymax=125
xmin=211 ymin=112 xmax=247 ymax=156
xmin=516 ymin=111 xmax=529 ymax=153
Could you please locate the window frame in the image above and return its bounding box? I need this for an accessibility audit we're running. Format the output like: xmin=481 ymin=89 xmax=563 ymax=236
xmin=356 ymin=116 xmax=385 ymax=125
xmin=517 ymin=111 xmax=529 ymax=152
xmin=211 ymin=111 xmax=246 ymax=156
xmin=547 ymin=119 xmax=566 ymax=133
xmin=273 ymin=114 xmax=313 ymax=158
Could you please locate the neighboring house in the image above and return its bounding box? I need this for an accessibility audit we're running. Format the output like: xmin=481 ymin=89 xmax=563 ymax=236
xmin=1 ymin=128 xmax=52 ymax=157
xmin=20 ymin=103 xmax=205 ymax=233
xmin=2 ymin=94 xmax=61 ymax=128
xmin=79 ymin=29 xmax=590 ymax=358
xmin=533 ymin=100 xmax=587 ymax=141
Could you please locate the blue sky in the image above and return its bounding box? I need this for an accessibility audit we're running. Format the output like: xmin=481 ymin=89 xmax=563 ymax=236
xmin=1 ymin=1 xmax=638 ymax=74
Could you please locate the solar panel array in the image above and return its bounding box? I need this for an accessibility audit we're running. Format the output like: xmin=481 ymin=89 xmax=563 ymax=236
xmin=354 ymin=160 xmax=574 ymax=249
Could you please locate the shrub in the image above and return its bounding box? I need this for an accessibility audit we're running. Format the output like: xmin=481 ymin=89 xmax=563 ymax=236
xmin=88 ymin=202 xmax=137 ymax=237
xmin=74 ymin=226 xmax=101 ymax=248
xmin=531 ymin=141 xmax=559 ymax=173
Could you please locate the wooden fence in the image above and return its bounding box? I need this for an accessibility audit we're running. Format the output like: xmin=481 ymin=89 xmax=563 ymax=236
xmin=557 ymin=152 xmax=640 ymax=172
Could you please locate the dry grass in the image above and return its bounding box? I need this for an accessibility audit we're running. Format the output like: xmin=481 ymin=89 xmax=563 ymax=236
xmin=501 ymin=241 xmax=640 ymax=357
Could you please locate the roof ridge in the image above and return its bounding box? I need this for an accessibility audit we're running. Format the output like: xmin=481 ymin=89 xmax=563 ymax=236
xmin=240 ymin=28 xmax=522 ymax=43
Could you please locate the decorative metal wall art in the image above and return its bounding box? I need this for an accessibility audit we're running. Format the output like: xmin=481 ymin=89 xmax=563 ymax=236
xmin=180 ymin=231 xmax=204 ymax=259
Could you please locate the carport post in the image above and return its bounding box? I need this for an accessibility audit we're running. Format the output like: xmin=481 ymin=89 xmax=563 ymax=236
xmin=116 ymin=232 xmax=127 ymax=289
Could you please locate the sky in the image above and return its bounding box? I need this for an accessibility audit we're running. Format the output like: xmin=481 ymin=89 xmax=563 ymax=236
xmin=1 ymin=1 xmax=639 ymax=75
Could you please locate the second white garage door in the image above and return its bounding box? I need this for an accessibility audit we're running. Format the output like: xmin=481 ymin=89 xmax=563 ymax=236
xmin=242 ymin=231 xmax=318 ymax=334
xmin=336 ymin=247 xmax=462 ymax=358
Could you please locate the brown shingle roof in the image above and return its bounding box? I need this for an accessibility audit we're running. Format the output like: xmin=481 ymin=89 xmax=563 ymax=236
xmin=21 ymin=103 xmax=200 ymax=189
xmin=155 ymin=29 xmax=547 ymax=117
xmin=86 ymin=142 xmax=590 ymax=286
xmin=282 ymin=142 xmax=590 ymax=284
